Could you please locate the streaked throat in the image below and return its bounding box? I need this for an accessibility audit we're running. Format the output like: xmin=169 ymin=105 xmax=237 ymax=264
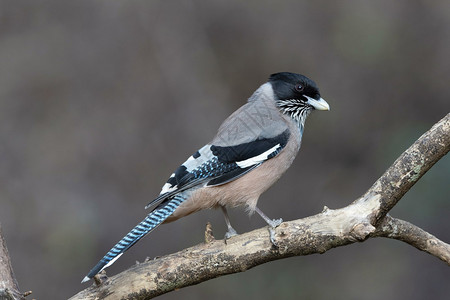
xmin=276 ymin=99 xmax=311 ymax=127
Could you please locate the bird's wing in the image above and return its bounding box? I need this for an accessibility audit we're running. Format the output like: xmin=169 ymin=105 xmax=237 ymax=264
xmin=145 ymin=129 xmax=289 ymax=210
xmin=145 ymin=100 xmax=290 ymax=210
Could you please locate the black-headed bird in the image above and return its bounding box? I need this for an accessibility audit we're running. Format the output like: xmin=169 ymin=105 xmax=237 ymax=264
xmin=82 ymin=72 xmax=330 ymax=283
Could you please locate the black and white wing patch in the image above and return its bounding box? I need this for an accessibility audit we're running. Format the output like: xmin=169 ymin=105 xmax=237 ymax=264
xmin=145 ymin=129 xmax=290 ymax=210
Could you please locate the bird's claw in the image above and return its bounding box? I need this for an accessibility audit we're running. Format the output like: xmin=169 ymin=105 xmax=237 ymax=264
xmin=267 ymin=218 xmax=283 ymax=247
xmin=268 ymin=218 xmax=283 ymax=228
xmin=224 ymin=227 xmax=238 ymax=240
xmin=224 ymin=228 xmax=238 ymax=244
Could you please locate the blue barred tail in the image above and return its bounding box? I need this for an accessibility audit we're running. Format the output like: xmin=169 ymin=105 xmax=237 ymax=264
xmin=82 ymin=195 xmax=185 ymax=283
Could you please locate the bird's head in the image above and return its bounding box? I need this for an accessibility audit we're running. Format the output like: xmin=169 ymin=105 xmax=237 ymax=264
xmin=269 ymin=72 xmax=329 ymax=123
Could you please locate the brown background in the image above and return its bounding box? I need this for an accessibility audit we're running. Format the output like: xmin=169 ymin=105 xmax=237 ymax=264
xmin=0 ymin=1 xmax=449 ymax=299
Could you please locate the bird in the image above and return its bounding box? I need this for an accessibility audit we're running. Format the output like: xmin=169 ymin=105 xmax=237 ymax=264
xmin=81 ymin=72 xmax=330 ymax=283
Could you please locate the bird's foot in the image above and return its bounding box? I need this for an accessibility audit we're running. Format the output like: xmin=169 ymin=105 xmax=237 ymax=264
xmin=224 ymin=227 xmax=238 ymax=240
xmin=224 ymin=227 xmax=238 ymax=244
xmin=254 ymin=207 xmax=283 ymax=246
xmin=267 ymin=218 xmax=283 ymax=228
xmin=267 ymin=218 xmax=283 ymax=247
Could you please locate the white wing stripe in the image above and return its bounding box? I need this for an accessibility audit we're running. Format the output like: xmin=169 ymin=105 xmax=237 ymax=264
xmin=236 ymin=144 xmax=280 ymax=168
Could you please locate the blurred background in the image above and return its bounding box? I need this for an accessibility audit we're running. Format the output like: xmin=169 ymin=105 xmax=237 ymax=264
xmin=0 ymin=1 xmax=449 ymax=299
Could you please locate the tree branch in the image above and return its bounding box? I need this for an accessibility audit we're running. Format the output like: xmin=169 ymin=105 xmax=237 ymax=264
xmin=0 ymin=224 xmax=28 ymax=300
xmin=70 ymin=113 xmax=449 ymax=300
xmin=372 ymin=215 xmax=450 ymax=265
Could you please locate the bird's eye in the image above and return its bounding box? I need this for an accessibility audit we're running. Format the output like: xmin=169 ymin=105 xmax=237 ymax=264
xmin=295 ymin=83 xmax=304 ymax=92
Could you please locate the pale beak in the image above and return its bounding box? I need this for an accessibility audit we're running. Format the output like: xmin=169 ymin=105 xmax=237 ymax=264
xmin=305 ymin=96 xmax=330 ymax=111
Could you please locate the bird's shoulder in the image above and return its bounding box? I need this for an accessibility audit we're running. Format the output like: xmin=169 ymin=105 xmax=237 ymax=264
xmin=212 ymin=97 xmax=289 ymax=147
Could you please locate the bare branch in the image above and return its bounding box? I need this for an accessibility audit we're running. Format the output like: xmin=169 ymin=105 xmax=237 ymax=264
xmin=69 ymin=212 xmax=377 ymax=300
xmin=0 ymin=224 xmax=28 ymax=300
xmin=372 ymin=215 xmax=450 ymax=265
xmin=70 ymin=113 xmax=449 ymax=300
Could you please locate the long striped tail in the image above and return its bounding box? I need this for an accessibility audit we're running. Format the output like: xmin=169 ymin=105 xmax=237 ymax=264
xmin=81 ymin=195 xmax=186 ymax=283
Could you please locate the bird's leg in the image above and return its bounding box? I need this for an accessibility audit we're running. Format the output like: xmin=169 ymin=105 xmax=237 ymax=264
xmin=255 ymin=206 xmax=283 ymax=227
xmin=221 ymin=206 xmax=238 ymax=240
xmin=255 ymin=206 xmax=283 ymax=245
